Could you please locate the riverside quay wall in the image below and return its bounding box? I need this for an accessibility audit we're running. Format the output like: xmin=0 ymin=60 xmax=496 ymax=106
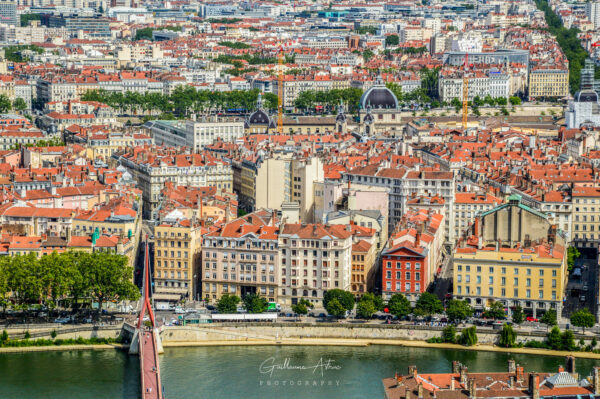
xmin=159 ymin=323 xmax=596 ymax=346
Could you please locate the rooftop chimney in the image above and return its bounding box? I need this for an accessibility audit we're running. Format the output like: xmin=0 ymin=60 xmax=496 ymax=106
xmin=509 ymin=376 xmax=515 ymax=389
xmin=460 ymin=365 xmax=468 ymax=385
xmin=566 ymin=356 xmax=575 ymax=374
xmin=516 ymin=365 xmax=524 ymax=382
xmin=529 ymin=373 xmax=539 ymax=399
xmin=417 ymin=383 xmax=423 ymax=399
xmin=452 ymin=361 xmax=460 ymax=374
xmin=468 ymin=379 xmax=477 ymax=399
xmin=508 ymin=359 xmax=516 ymax=373
xmin=593 ymin=367 xmax=600 ymax=395
xmin=408 ymin=365 xmax=418 ymax=379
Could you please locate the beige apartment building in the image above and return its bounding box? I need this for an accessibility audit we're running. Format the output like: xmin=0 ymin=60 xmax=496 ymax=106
xmin=202 ymin=211 xmax=279 ymax=303
xmin=278 ymin=223 xmax=353 ymax=306
xmin=528 ymin=68 xmax=569 ymax=100
xmin=153 ymin=219 xmax=204 ymax=304
xmin=254 ymin=154 xmax=324 ymax=223
xmin=571 ymin=186 xmax=600 ymax=249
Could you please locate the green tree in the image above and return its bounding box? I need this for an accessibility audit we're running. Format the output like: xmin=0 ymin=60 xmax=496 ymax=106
xmin=388 ymin=293 xmax=412 ymax=319
xmin=512 ymin=305 xmax=524 ymax=324
xmin=495 ymin=97 xmax=508 ymax=106
xmin=216 ymin=294 xmax=240 ymax=313
xmin=541 ymin=309 xmax=557 ymax=326
xmin=80 ymin=252 xmax=139 ymax=313
xmin=356 ymin=299 xmax=376 ymax=319
xmin=385 ymin=34 xmax=399 ymax=46
xmin=567 ymin=246 xmax=580 ymax=272
xmin=292 ymin=298 xmax=313 ymax=316
xmin=458 ymin=326 xmax=478 ymax=346
xmin=499 ymin=323 xmax=516 ymax=347
xmin=546 ymin=326 xmax=562 ymax=350
xmin=509 ymin=96 xmax=522 ymax=105
xmin=325 ymin=297 xmax=347 ymax=318
xmin=323 ymin=289 xmax=355 ymax=312
xmin=242 ymin=293 xmax=268 ymax=313
xmin=446 ymin=299 xmax=473 ymax=323
xmin=134 ymin=27 xmax=154 ymax=41
xmin=570 ymin=309 xmax=595 ymax=333
xmin=0 ymin=95 xmax=12 ymax=113
xmin=13 ymin=98 xmax=27 ymax=113
xmin=442 ymin=325 xmax=456 ymax=343
xmin=362 ymin=49 xmax=375 ymax=62
xmin=484 ymin=301 xmax=506 ymax=320
xmin=20 ymin=13 xmax=41 ymax=27
xmin=414 ymin=292 xmax=443 ymax=316
xmin=0 ymin=330 xmax=7 ymax=342
xmin=561 ymin=329 xmax=575 ymax=351
xmin=360 ymin=293 xmax=384 ymax=311
xmin=356 ymin=26 xmax=377 ymax=35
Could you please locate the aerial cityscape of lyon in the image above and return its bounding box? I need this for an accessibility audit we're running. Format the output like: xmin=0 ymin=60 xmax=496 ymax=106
xmin=3 ymin=0 xmax=600 ymax=397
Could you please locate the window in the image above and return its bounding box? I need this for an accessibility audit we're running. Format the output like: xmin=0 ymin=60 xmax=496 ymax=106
xmin=405 ymin=282 xmax=410 ymax=292
xmin=476 ymin=287 xmax=481 ymax=295
xmin=539 ymin=269 xmax=544 ymax=276
xmin=405 ymin=272 xmax=411 ymax=280
xmin=552 ymin=270 xmax=557 ymax=277
xmin=526 ymin=289 xmax=531 ymax=298
xmin=415 ymin=262 xmax=421 ymax=270
xmin=489 ymin=276 xmax=493 ymax=284
xmin=489 ymin=267 xmax=494 ymax=273
xmin=501 ymin=277 xmax=505 ymax=285
xmin=526 ymin=269 xmax=531 ymax=276
xmin=538 ymin=290 xmax=544 ymax=299
xmin=488 ymin=287 xmax=493 ymax=296
xmin=415 ymin=272 xmax=420 ymax=281
xmin=552 ymin=279 xmax=557 ymax=288
xmin=514 ymin=278 xmax=518 ymax=286
xmin=526 ymin=278 xmax=531 ymax=287
xmin=396 ymin=272 xmax=401 ymax=279
xmin=514 ymin=268 xmax=518 ymax=275
xmin=386 ymin=261 xmax=392 ymax=268
xmin=466 ymin=275 xmax=470 ymax=283
xmin=476 ymin=276 xmax=481 ymax=284
xmin=406 ymin=262 xmax=411 ymax=270
xmin=514 ymin=288 xmax=518 ymax=297
xmin=457 ymin=286 xmax=462 ymax=294
xmin=539 ymin=279 xmax=544 ymax=287
xmin=458 ymin=275 xmax=462 ymax=282
xmin=501 ymin=288 xmax=506 ymax=297
xmin=476 ymin=266 xmax=481 ymax=272
xmin=386 ymin=271 xmax=391 ymax=279
xmin=501 ymin=267 xmax=506 ymax=274
xmin=457 ymin=265 xmax=462 ymax=271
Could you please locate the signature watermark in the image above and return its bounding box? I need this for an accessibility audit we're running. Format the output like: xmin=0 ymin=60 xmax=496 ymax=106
xmin=258 ymin=357 xmax=342 ymax=388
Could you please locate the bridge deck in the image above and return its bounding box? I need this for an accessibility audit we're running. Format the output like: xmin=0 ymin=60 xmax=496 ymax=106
xmin=140 ymin=329 xmax=162 ymax=398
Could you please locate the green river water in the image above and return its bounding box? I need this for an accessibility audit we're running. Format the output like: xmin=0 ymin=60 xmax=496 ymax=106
xmin=0 ymin=345 xmax=597 ymax=399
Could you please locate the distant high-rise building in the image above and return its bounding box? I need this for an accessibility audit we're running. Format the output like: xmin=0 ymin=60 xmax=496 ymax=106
xmin=586 ymin=1 xmax=600 ymax=29
xmin=0 ymin=1 xmax=18 ymax=27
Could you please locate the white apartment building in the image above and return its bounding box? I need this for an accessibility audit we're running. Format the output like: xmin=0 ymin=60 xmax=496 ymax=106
xmin=278 ymin=223 xmax=353 ymax=306
xmin=439 ymin=72 xmax=510 ymax=102
xmin=144 ymin=118 xmax=245 ymax=151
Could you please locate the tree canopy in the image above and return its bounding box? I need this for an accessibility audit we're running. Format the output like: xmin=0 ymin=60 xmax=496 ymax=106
xmin=570 ymin=309 xmax=595 ymax=332
xmin=216 ymin=294 xmax=240 ymax=313
xmin=0 ymin=251 xmax=139 ymax=313
xmin=414 ymin=293 xmax=443 ymax=316
xmin=388 ymin=293 xmax=412 ymax=319
xmin=323 ymin=289 xmax=355 ymax=312
xmin=446 ymin=299 xmax=473 ymax=323
xmin=242 ymin=293 xmax=268 ymax=313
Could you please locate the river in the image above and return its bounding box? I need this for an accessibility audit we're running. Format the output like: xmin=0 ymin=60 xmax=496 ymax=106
xmin=0 ymin=346 xmax=597 ymax=399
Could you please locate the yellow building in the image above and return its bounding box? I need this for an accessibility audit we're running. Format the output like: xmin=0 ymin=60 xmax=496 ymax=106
xmin=453 ymin=195 xmax=568 ymax=318
xmin=528 ymin=68 xmax=569 ymax=100
xmin=153 ymin=219 xmax=204 ymax=305
xmin=351 ymin=237 xmax=377 ymax=297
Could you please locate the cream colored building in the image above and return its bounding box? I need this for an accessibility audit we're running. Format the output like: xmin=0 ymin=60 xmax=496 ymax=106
xmin=154 ymin=218 xmax=204 ymax=303
xmin=202 ymin=212 xmax=279 ymax=303
xmin=453 ymin=195 xmax=568 ymax=318
xmin=528 ymin=68 xmax=569 ymax=100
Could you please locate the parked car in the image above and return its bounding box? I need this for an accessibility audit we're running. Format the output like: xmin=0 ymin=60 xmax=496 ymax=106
xmin=526 ymin=317 xmax=538 ymax=322
xmin=580 ymin=295 xmax=586 ymax=302
xmin=583 ymin=285 xmax=588 ymax=291
xmin=174 ymin=307 xmax=186 ymax=314
xmin=54 ymin=317 xmax=70 ymax=324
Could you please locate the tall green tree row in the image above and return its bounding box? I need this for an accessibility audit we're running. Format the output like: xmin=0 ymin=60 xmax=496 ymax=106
xmin=534 ymin=0 xmax=590 ymax=93
xmin=0 ymin=252 xmax=139 ymax=313
xmin=81 ymin=87 xmax=278 ymax=117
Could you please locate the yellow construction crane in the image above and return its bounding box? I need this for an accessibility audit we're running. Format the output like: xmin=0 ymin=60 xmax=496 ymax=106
xmin=277 ymin=48 xmax=284 ymax=134
xmin=462 ymin=53 xmax=469 ymax=131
